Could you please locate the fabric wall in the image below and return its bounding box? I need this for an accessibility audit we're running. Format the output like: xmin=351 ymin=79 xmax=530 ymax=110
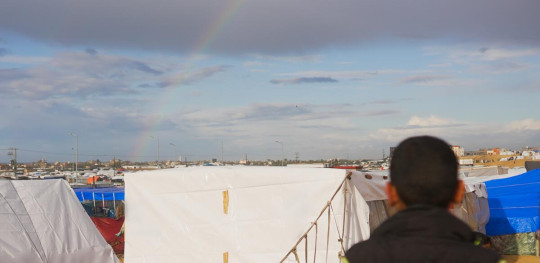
xmin=125 ymin=166 xmax=370 ymax=263
xmin=91 ymin=217 xmax=125 ymax=254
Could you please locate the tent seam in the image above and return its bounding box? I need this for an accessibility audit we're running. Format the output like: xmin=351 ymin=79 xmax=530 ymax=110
xmin=4 ymin=181 xmax=48 ymax=262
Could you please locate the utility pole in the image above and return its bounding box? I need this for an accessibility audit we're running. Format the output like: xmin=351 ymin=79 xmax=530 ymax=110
xmin=68 ymin=132 xmax=78 ymax=175
xmin=295 ymin=152 xmax=299 ymax=163
xmin=8 ymin=147 xmax=17 ymax=178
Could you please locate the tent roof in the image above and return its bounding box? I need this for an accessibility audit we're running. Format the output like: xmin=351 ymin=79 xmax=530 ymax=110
xmin=0 ymin=180 xmax=119 ymax=262
xmin=73 ymin=187 xmax=125 ymax=201
xmin=485 ymin=169 xmax=540 ymax=236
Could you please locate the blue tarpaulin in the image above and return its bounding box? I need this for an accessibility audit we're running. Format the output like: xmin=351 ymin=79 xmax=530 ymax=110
xmin=485 ymin=169 xmax=540 ymax=236
xmin=73 ymin=187 xmax=125 ymax=201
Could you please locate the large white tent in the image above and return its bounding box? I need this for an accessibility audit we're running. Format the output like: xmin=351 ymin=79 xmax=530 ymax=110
xmin=125 ymin=166 xmax=495 ymax=262
xmin=125 ymin=166 xmax=370 ymax=263
xmin=0 ymin=179 xmax=119 ymax=263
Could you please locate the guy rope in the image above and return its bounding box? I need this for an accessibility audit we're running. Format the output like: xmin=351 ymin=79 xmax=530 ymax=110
xmin=279 ymin=172 xmax=352 ymax=263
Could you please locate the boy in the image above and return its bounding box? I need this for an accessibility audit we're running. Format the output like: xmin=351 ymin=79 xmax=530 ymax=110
xmin=344 ymin=136 xmax=500 ymax=262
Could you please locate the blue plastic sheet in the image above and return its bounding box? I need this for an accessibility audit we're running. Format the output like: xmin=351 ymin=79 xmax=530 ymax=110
xmin=485 ymin=169 xmax=540 ymax=236
xmin=73 ymin=187 xmax=125 ymax=201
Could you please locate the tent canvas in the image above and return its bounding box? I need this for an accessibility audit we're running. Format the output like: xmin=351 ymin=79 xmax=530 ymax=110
xmin=0 ymin=179 xmax=119 ymax=263
xmin=485 ymin=169 xmax=540 ymax=236
xmin=73 ymin=187 xmax=125 ymax=201
xmin=349 ymin=170 xmax=491 ymax=233
xmin=125 ymin=166 xmax=370 ymax=263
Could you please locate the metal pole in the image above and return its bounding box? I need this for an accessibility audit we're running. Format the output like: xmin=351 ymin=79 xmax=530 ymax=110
xmin=170 ymin=143 xmax=177 ymax=163
xmin=76 ymin=135 xmax=78 ymax=176
xmin=68 ymin=132 xmax=78 ymax=176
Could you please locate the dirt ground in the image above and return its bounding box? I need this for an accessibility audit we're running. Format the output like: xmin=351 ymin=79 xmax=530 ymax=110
xmin=502 ymin=255 xmax=540 ymax=263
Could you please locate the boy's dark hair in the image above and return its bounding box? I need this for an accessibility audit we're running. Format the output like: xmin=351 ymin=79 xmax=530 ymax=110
xmin=390 ymin=136 xmax=459 ymax=207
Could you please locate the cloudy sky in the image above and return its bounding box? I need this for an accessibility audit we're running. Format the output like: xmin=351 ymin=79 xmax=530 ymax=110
xmin=1 ymin=0 xmax=539 ymax=162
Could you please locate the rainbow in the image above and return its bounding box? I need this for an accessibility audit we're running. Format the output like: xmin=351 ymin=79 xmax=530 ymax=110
xmin=131 ymin=0 xmax=246 ymax=161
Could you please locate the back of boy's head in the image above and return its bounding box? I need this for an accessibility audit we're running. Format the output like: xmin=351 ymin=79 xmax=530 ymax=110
xmin=390 ymin=136 xmax=459 ymax=208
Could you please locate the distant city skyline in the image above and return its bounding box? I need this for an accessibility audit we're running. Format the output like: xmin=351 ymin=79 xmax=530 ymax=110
xmin=1 ymin=0 xmax=539 ymax=162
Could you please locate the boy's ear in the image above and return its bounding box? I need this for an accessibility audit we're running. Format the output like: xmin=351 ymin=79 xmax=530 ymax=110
xmin=385 ymin=182 xmax=399 ymax=207
xmin=452 ymin=180 xmax=465 ymax=204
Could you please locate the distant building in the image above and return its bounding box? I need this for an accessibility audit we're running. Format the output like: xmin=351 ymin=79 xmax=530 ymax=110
xmin=465 ymin=150 xmax=484 ymax=156
xmin=452 ymin=146 xmax=465 ymax=157
xmin=459 ymin=159 xmax=474 ymax=166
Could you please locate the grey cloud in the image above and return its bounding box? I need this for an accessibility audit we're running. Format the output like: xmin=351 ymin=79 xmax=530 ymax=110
xmin=361 ymin=110 xmax=399 ymax=116
xmin=400 ymin=75 xmax=451 ymax=84
xmin=127 ymin=60 xmax=162 ymax=75
xmin=85 ymin=48 xmax=98 ymax=55
xmin=474 ymin=60 xmax=530 ymax=74
xmin=1 ymin=0 xmax=538 ymax=54
xmin=240 ymin=104 xmax=311 ymax=121
xmin=0 ymin=68 xmax=29 ymax=81
xmin=250 ymin=54 xmax=321 ymax=63
xmin=0 ymin=51 xmax=168 ymax=99
xmin=370 ymin=100 xmax=395 ymax=105
xmin=270 ymin=77 xmax=338 ymax=84
xmin=0 ymin=47 xmax=10 ymax=56
xmin=48 ymin=51 xmax=162 ymax=76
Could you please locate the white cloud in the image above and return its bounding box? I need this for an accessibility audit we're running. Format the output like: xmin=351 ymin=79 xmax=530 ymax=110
xmin=407 ymin=115 xmax=458 ymax=127
xmin=477 ymin=48 xmax=540 ymax=61
xmin=279 ymin=70 xmax=391 ymax=79
xmin=371 ymin=115 xmax=540 ymax=152
xmin=423 ymin=45 xmax=540 ymax=74
xmin=400 ymin=75 xmax=452 ymax=85
xmin=505 ymin=119 xmax=540 ymax=131
xmin=161 ymin=65 xmax=227 ymax=87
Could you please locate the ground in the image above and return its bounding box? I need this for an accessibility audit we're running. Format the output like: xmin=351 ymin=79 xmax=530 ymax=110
xmin=502 ymin=255 xmax=540 ymax=263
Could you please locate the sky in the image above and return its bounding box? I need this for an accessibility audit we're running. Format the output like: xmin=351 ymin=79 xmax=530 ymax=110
xmin=1 ymin=0 xmax=539 ymax=162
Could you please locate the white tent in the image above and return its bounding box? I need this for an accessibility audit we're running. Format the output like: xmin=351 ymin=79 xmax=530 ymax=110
xmin=0 ymin=179 xmax=119 ymax=263
xmin=125 ymin=166 xmax=370 ymax=263
xmin=348 ymin=170 xmax=492 ymax=233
